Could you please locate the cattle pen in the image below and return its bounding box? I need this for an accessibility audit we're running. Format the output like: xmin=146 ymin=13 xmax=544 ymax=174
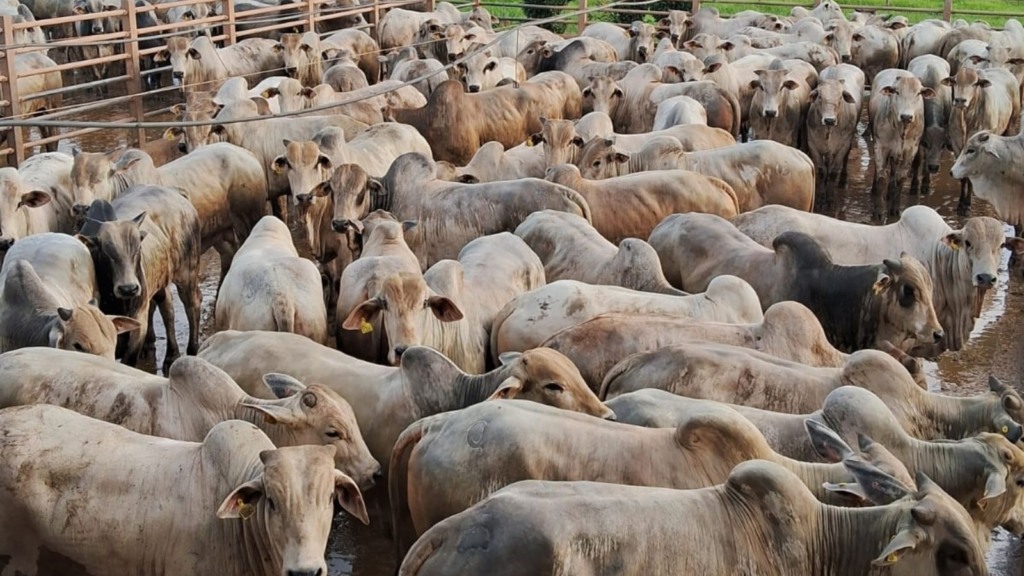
xmin=4 ymin=0 xmax=1023 ymax=167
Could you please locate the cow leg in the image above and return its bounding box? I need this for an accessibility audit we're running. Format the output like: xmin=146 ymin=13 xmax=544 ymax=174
xmin=214 ymin=238 xmax=236 ymax=291
xmin=909 ymin=149 xmax=922 ymax=196
xmin=958 ymin=178 xmax=972 ymax=215
xmin=142 ymin=299 xmax=158 ymax=359
xmin=870 ymin=166 xmax=888 ymax=221
xmin=177 ymin=273 xmax=202 ymax=357
xmin=156 ymin=287 xmax=181 ymax=374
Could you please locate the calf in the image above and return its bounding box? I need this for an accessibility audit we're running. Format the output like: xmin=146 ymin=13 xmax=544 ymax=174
xmin=0 ymin=407 xmax=369 ymax=576
xmin=748 ymin=60 xmax=815 ymax=148
xmin=456 ymin=49 xmax=525 ymax=93
xmin=868 ymin=69 xmax=934 ymax=218
xmin=650 ymin=214 xmax=944 ymax=353
xmin=78 ymin=187 xmax=202 ymax=372
xmin=806 ymin=64 xmax=865 ymax=208
xmin=581 ymin=21 xmax=659 ymax=63
xmin=215 ymin=216 xmax=327 ymax=344
xmin=274 ymin=31 xmax=321 ymax=87
xmin=907 ymin=55 xmax=952 ymax=197
xmin=154 ymin=35 xmax=282 ymax=92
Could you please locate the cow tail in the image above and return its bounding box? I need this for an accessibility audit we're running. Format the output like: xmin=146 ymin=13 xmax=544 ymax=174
xmin=390 ymin=420 xmax=429 ymax=567
xmin=727 ymin=92 xmax=742 ymax=138
xmin=598 ymin=351 xmax=643 ymax=400
xmin=562 ymin=187 xmax=593 ymax=223
xmin=397 ymin=528 xmax=445 ymax=576
xmin=271 ymin=295 xmax=295 ymax=334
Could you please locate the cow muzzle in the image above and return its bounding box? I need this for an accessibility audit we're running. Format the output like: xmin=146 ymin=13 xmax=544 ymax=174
xmin=976 ymin=273 xmax=997 ymax=288
xmin=285 ymin=67 xmax=298 ymax=78
xmin=72 ymin=203 xmax=90 ymax=216
xmin=447 ymin=53 xmax=461 ymax=63
xmin=116 ymin=283 xmax=141 ymax=298
xmin=899 ymin=113 xmax=913 ymax=124
xmin=840 ymin=54 xmax=851 ymax=63
xmin=91 ymin=25 xmax=103 ymax=34
xmin=467 ymin=84 xmax=480 ymax=93
xmin=331 ymin=219 xmax=354 ymax=233
xmin=0 ymin=237 xmax=13 ymax=251
xmin=763 ymin=109 xmax=778 ymax=119
xmin=931 ymin=330 xmax=944 ymax=344
xmin=823 ymin=116 xmax=837 ymax=126
xmin=927 ymin=163 xmax=940 ymax=174
xmin=285 ymin=568 xmax=324 ymax=576
xmin=954 ymin=98 xmax=967 ymax=108
xmin=172 ymin=71 xmax=185 ymax=80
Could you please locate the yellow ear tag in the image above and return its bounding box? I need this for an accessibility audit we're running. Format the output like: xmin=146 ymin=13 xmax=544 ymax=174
xmin=886 ymin=553 xmax=899 ymax=564
xmin=164 ymin=129 xmax=177 ymax=141
xmin=525 ymin=138 xmax=534 ymax=147
xmin=1003 ymin=425 xmax=1010 ymax=434
xmin=359 ymin=319 xmax=373 ymax=334
xmin=238 ymin=500 xmax=255 ymax=520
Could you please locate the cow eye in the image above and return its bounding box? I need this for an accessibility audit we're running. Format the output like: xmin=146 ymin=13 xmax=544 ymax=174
xmin=544 ymin=382 xmax=564 ymax=393
xmin=967 ymin=148 xmax=976 ymax=155
xmin=423 ymin=299 xmax=430 ymax=309
xmin=268 ymin=498 xmax=276 ymax=511
xmin=902 ymin=285 xmax=914 ymax=300
xmin=379 ymin=299 xmax=388 ymax=311
xmin=73 ymin=343 xmax=85 ymax=352
xmin=592 ymin=161 xmax=601 ymax=168
xmin=965 ymin=240 xmax=972 ymax=249
xmin=326 ymin=429 xmax=342 ymax=439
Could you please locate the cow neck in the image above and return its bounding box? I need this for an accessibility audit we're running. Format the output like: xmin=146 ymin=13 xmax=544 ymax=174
xmin=772 ymin=456 xmax=851 ymax=504
xmin=907 ymin=437 xmax=974 ymax=500
xmin=810 ymin=504 xmax=907 ymax=574
xmin=225 ymin=483 xmax=282 ymax=576
xmin=949 ymin=106 xmax=968 ymax=150
xmin=162 ymin=374 xmax=247 ymax=440
xmin=918 ymin=390 xmax=997 ymax=439
xmin=233 ymin=397 xmax=301 ymax=447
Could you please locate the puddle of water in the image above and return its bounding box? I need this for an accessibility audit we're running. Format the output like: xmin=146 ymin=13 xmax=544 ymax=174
xmin=56 ymin=106 xmax=1023 ymax=576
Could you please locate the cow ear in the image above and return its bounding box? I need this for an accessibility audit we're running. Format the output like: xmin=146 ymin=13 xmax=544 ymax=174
xmin=1003 ymin=237 xmax=1024 ymax=255
xmin=613 ymin=152 xmax=630 ymax=164
xmin=880 ymin=85 xmax=896 ymax=96
xmin=334 ymin=470 xmax=369 ymax=525
xmin=169 ymin=103 xmax=186 ymax=116
xmin=211 ymin=124 xmax=227 ymax=136
xmin=402 ymin=220 xmax=418 ymax=234
xmin=262 ymin=373 xmax=307 ymax=398
xmin=704 ymin=61 xmax=722 ymax=73
xmin=581 ymin=87 xmax=592 ymax=98
xmin=526 ymin=132 xmax=543 ymax=146
xmin=805 ymin=419 xmax=854 ymax=462
xmin=748 ymin=79 xmax=761 ymax=90
xmin=154 ymin=49 xmax=170 ymax=62
xmin=272 ymin=43 xmax=285 ymax=53
xmin=872 ymin=271 xmax=892 ymax=294
xmin=109 ymin=316 xmax=142 ymax=334
xmin=271 ymin=156 xmax=289 ymax=174
xmin=975 ymin=79 xmax=992 ymax=89
xmin=316 ymin=155 xmax=333 ymax=171
xmin=873 ymin=523 xmax=925 ymax=567
xmin=989 ymin=375 xmax=1008 ymax=394
xmin=311 ymin=180 xmax=331 ymax=198
xmin=941 ymin=76 xmax=955 ymax=86
xmin=427 ymin=295 xmax=464 ymax=322
xmin=783 ymin=79 xmax=800 ymax=90
xmin=131 ymin=211 xmax=147 ymax=228
xmin=919 ymin=87 xmax=935 ymax=99
xmin=261 ymin=87 xmax=280 ymax=99
xmin=57 ymin=307 xmax=74 ymax=322
xmin=497 ymin=351 xmax=522 ymax=366
xmin=76 ymin=234 xmax=97 ymax=252
xmin=981 ymin=468 xmax=1007 ymax=503
xmin=187 ymin=48 xmax=201 ymax=60
xmin=112 ymin=155 xmax=141 ymax=175
xmin=612 ymin=88 xmax=624 ymax=98
xmin=341 ymin=298 xmax=382 ymax=331
xmin=241 ymin=402 xmax=302 ymax=426
xmin=456 ymin=174 xmax=479 ymax=184
xmin=18 ymin=190 xmax=51 ymax=209
xmin=942 ymin=232 xmax=963 ymax=250
xmin=844 ymin=456 xmax=913 ymax=506
xmin=809 ymin=89 xmax=819 ymax=100
xmin=217 ymin=479 xmax=263 ymax=519
xmin=486 ymin=376 xmax=522 ymax=401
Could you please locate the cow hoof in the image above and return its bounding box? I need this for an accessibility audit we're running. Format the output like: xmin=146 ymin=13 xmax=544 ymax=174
xmin=957 ymin=203 xmax=971 ymax=217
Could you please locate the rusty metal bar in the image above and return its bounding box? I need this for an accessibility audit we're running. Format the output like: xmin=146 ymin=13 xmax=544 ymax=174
xmin=578 ymin=0 xmax=587 ymax=31
xmin=225 ymin=0 xmax=237 ymax=45
xmin=2 ymin=15 xmax=24 ymax=165
xmin=124 ymin=0 xmax=146 ymax=147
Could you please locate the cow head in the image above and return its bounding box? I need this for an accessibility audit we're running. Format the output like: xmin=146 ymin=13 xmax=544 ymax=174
xmin=0 ymin=168 xmax=50 ymax=250
xmin=578 ymin=137 xmax=631 ymax=180
xmin=809 ymin=77 xmax=857 ymax=128
xmin=942 ymin=67 xmax=990 ymax=109
xmin=582 ymin=76 xmax=623 ymax=116
xmin=527 ymin=117 xmax=582 ymax=167
xmin=343 ymin=271 xmax=463 ymax=366
xmin=303 ymin=163 xmax=380 ymax=249
xmin=872 ymin=255 xmax=944 ymax=353
xmin=659 ymin=10 xmax=691 ymax=47
xmin=628 ymin=21 xmax=657 ymax=63
xmin=951 ymin=130 xmax=1004 ymax=181
xmin=77 ymin=210 xmax=148 ymax=301
xmin=879 ymin=76 xmax=934 ymax=125
xmin=515 ymin=40 xmax=548 ymax=76
xmin=216 ymin=446 xmax=369 ymax=576
xmin=154 ymin=36 xmax=196 ymax=88
xmin=70 ymin=148 xmax=146 ymax=218
xmin=750 ymin=68 xmax=800 ymax=121
xmin=488 ymin=348 xmax=615 ymax=419
xmin=444 ymin=23 xmax=478 ymax=64
xmin=823 ymin=19 xmax=855 ymax=63
xmin=456 ymin=49 xmax=498 ymax=93
xmin=273 ymin=139 xmax=336 ymax=207
xmin=985 ymin=376 xmax=1024 ymax=444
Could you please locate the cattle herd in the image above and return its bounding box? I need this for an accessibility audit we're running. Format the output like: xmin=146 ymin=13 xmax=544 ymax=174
xmin=5 ymin=0 xmax=1024 ymax=573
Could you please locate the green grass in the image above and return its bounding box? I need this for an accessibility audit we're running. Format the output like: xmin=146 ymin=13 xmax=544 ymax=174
xmin=477 ymin=0 xmax=1024 ymax=30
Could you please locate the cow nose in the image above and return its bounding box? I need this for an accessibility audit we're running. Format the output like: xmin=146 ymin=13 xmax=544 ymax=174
xmin=0 ymin=238 xmax=13 ymax=251
xmin=172 ymin=71 xmax=184 ymax=79
xmin=954 ymin=98 xmax=966 ymax=107
xmin=764 ymin=109 xmax=777 ymax=118
xmin=670 ymin=34 xmax=679 ymax=42
xmin=72 ymin=203 xmax=90 ymax=215
xmin=91 ymin=25 xmax=103 ymax=34
xmin=394 ymin=345 xmax=408 ymax=359
xmin=976 ymin=273 xmax=996 ymax=287
xmin=1008 ymin=424 xmax=1024 ymax=443
xmin=823 ymin=117 xmax=837 ymax=126
xmin=899 ymin=113 xmax=913 ymax=123
xmin=331 ymin=219 xmax=350 ymax=233
xmin=286 ymin=570 xmax=323 ymax=576
xmin=638 ymin=46 xmax=648 ymax=54
xmin=447 ymin=53 xmax=458 ymax=63
xmin=932 ymin=330 xmax=945 ymax=344
xmin=116 ymin=283 xmax=141 ymax=298
xmin=285 ymin=67 xmax=298 ymax=77
xmin=372 ymin=467 xmax=383 ymax=482
xmin=927 ymin=163 xmax=940 ymax=173
xmin=841 ymin=54 xmax=851 ymax=62
xmin=468 ymin=84 xmax=480 ymax=93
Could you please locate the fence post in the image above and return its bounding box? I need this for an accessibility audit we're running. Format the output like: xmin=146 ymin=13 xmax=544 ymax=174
xmin=369 ymin=0 xmax=380 ymax=43
xmin=123 ymin=0 xmax=146 ymax=148
xmin=691 ymin=0 xmax=700 ymax=14
xmin=225 ymin=0 xmax=236 ymax=44
xmin=1 ymin=15 xmax=24 ymax=166
xmin=943 ymin=0 xmax=952 ymax=21
xmin=307 ymin=0 xmax=316 ymax=33
xmin=578 ymin=0 xmax=587 ymax=34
